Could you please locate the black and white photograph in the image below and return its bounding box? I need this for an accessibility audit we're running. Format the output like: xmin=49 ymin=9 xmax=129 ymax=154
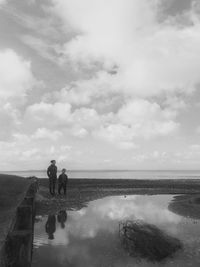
xmin=1 ymin=0 xmax=200 ymax=266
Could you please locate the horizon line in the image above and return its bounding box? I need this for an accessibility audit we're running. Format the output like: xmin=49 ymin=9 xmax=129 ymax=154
xmin=2 ymin=169 xmax=200 ymax=172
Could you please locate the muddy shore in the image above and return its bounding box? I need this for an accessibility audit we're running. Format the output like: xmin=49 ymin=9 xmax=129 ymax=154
xmin=36 ymin=178 xmax=200 ymax=215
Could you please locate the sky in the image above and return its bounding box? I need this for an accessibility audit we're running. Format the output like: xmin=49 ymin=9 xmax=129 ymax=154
xmin=1 ymin=0 xmax=200 ymax=171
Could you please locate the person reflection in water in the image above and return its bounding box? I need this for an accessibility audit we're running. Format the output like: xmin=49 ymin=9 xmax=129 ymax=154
xmin=45 ymin=215 xmax=56 ymax=240
xmin=57 ymin=210 xmax=67 ymax=229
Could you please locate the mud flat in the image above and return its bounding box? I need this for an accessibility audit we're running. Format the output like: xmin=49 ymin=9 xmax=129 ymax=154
xmin=169 ymin=194 xmax=200 ymax=219
xmin=36 ymin=178 xmax=200 ymax=215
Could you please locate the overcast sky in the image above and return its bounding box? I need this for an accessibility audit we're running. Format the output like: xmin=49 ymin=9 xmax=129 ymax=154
xmin=1 ymin=0 xmax=200 ymax=171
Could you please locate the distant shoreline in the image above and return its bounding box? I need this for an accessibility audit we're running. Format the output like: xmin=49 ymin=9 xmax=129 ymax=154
xmin=2 ymin=169 xmax=200 ymax=172
xmin=1 ymin=169 xmax=200 ymax=180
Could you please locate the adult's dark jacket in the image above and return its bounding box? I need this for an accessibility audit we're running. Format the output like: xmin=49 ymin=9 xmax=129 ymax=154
xmin=47 ymin=165 xmax=57 ymax=179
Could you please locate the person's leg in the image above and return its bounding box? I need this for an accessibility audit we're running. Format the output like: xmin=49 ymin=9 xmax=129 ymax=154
xmin=64 ymin=184 xmax=66 ymax=195
xmin=49 ymin=178 xmax=52 ymax=194
xmin=58 ymin=183 xmax=61 ymax=194
xmin=52 ymin=178 xmax=56 ymax=195
xmin=61 ymin=184 xmax=64 ymax=195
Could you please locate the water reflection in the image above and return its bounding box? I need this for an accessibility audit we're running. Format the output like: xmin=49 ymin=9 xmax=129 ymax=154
xmin=33 ymin=195 xmax=200 ymax=267
xmin=45 ymin=215 xmax=56 ymax=240
xmin=57 ymin=210 xmax=67 ymax=229
xmin=65 ymin=195 xmax=181 ymax=240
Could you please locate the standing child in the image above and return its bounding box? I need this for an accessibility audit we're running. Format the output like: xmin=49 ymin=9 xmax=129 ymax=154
xmin=58 ymin=168 xmax=68 ymax=195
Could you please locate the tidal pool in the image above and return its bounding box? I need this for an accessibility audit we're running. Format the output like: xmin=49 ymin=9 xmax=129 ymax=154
xmin=32 ymin=195 xmax=200 ymax=267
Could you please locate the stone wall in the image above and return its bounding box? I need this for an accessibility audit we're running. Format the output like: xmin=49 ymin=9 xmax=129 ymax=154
xmin=1 ymin=180 xmax=38 ymax=267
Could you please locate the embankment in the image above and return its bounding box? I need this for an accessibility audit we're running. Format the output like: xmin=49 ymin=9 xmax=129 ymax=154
xmin=0 ymin=175 xmax=38 ymax=267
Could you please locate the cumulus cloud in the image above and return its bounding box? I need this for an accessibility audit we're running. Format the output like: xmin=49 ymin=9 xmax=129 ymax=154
xmin=0 ymin=103 xmax=20 ymax=140
xmin=0 ymin=131 xmax=73 ymax=170
xmin=24 ymin=98 xmax=178 ymax=149
xmin=0 ymin=49 xmax=37 ymax=141
xmin=132 ymin=150 xmax=169 ymax=163
xmin=0 ymin=0 xmax=6 ymax=4
xmin=1 ymin=0 xmax=200 ymax=169
xmin=25 ymin=102 xmax=100 ymax=127
xmin=0 ymin=49 xmax=36 ymax=104
xmin=196 ymin=126 xmax=200 ymax=134
xmin=53 ymin=73 xmax=124 ymax=114
xmin=52 ymin=0 xmax=200 ymax=98
xmin=93 ymin=99 xmax=178 ymax=149
xmin=31 ymin=128 xmax=63 ymax=141
xmin=29 ymin=0 xmax=198 ymax=149
xmin=24 ymin=102 xmax=103 ymax=140
xmin=21 ymin=35 xmax=62 ymax=64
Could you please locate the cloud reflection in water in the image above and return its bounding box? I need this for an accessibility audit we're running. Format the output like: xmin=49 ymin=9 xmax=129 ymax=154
xmin=33 ymin=195 xmax=184 ymax=267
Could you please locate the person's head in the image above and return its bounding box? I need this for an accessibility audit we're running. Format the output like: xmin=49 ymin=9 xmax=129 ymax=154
xmin=51 ymin=160 xmax=56 ymax=165
xmin=62 ymin=168 xmax=66 ymax=174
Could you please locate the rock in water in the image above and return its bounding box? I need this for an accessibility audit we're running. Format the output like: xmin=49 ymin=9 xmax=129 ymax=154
xmin=119 ymin=220 xmax=182 ymax=262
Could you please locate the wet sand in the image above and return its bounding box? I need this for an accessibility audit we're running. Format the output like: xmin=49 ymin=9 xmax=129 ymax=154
xmin=36 ymin=178 xmax=200 ymax=215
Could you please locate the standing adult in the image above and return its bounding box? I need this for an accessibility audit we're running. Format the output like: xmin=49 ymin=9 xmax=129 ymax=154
xmin=45 ymin=214 xmax=56 ymax=240
xmin=47 ymin=160 xmax=57 ymax=195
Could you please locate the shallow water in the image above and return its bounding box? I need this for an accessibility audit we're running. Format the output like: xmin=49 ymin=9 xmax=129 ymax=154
xmin=32 ymin=195 xmax=200 ymax=267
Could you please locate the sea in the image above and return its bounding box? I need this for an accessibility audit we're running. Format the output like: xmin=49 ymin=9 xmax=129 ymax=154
xmin=1 ymin=170 xmax=200 ymax=179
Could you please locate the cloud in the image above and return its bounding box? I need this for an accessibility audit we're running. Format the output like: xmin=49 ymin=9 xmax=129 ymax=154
xmin=53 ymin=73 xmax=124 ymax=114
xmin=93 ymin=99 xmax=179 ymax=149
xmin=25 ymin=102 xmax=72 ymax=126
xmin=21 ymin=35 xmax=65 ymax=64
xmin=31 ymin=127 xmax=63 ymax=141
xmin=1 ymin=0 xmax=200 ymax=169
xmin=0 ymin=49 xmax=36 ymax=105
xmin=196 ymin=126 xmax=200 ymax=134
xmin=25 ymin=0 xmax=193 ymax=150
xmin=51 ymin=0 xmax=200 ymax=99
xmin=132 ymin=150 xmax=169 ymax=163
xmin=0 ymin=103 xmax=20 ymax=140
xmin=24 ymin=97 xmax=178 ymax=149
xmin=24 ymin=102 xmax=102 ymax=138
xmin=0 ymin=131 xmax=72 ymax=170
xmin=117 ymin=99 xmax=178 ymax=137
xmin=0 ymin=0 xmax=6 ymax=5
xmin=0 ymin=49 xmax=37 ymax=141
